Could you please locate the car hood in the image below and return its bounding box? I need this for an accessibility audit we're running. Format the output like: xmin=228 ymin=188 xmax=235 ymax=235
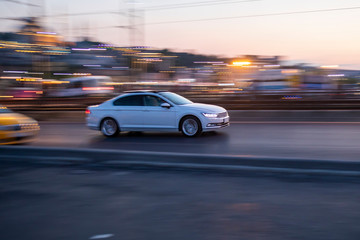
xmin=0 ymin=113 xmax=37 ymax=126
xmin=180 ymin=103 xmax=226 ymax=113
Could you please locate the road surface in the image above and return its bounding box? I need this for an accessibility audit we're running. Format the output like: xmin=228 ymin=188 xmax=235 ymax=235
xmin=29 ymin=121 xmax=360 ymax=161
xmin=1 ymin=164 xmax=359 ymax=240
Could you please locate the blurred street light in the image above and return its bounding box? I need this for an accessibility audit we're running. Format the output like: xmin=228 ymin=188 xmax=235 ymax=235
xmin=231 ymin=61 xmax=251 ymax=66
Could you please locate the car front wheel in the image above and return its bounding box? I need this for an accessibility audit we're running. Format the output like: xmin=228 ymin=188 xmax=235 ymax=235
xmin=181 ymin=116 xmax=202 ymax=137
xmin=101 ymin=118 xmax=119 ymax=137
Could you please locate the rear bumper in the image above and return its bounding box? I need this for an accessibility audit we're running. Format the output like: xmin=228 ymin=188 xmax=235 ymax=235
xmin=87 ymin=122 xmax=99 ymax=130
xmin=86 ymin=116 xmax=100 ymax=130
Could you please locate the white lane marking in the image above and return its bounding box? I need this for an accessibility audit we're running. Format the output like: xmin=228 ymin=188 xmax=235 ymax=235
xmin=112 ymin=171 xmax=130 ymax=176
xmin=89 ymin=234 xmax=114 ymax=239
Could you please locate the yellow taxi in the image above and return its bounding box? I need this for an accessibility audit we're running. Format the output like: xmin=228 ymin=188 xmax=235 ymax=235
xmin=0 ymin=105 xmax=40 ymax=145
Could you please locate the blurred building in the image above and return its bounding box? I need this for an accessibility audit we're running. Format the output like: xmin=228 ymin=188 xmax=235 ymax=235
xmin=17 ymin=17 xmax=64 ymax=46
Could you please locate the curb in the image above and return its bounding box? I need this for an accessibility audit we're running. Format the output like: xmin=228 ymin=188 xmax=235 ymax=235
xmin=1 ymin=146 xmax=360 ymax=177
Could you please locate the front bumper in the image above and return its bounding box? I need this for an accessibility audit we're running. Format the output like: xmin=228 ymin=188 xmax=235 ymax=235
xmin=0 ymin=129 xmax=39 ymax=145
xmin=203 ymin=116 xmax=230 ymax=131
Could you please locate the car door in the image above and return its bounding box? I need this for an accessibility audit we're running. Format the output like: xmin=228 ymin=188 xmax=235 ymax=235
xmin=112 ymin=94 xmax=144 ymax=130
xmin=142 ymin=94 xmax=177 ymax=130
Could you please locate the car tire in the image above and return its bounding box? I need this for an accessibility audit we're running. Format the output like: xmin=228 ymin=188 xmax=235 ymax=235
xmin=180 ymin=116 xmax=202 ymax=137
xmin=101 ymin=118 xmax=119 ymax=137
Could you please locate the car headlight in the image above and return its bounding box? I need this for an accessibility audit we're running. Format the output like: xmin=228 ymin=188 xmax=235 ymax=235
xmin=202 ymin=113 xmax=218 ymax=118
xmin=0 ymin=124 xmax=21 ymax=131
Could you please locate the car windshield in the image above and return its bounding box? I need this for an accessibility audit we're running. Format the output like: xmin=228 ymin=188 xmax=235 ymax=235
xmin=0 ymin=107 xmax=12 ymax=113
xmin=158 ymin=92 xmax=193 ymax=105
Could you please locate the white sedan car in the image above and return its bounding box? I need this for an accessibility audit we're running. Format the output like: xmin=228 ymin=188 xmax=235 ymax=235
xmin=86 ymin=90 xmax=229 ymax=137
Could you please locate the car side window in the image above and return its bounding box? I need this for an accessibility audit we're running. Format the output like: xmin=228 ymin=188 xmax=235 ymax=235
xmin=113 ymin=95 xmax=144 ymax=106
xmin=144 ymin=95 xmax=166 ymax=107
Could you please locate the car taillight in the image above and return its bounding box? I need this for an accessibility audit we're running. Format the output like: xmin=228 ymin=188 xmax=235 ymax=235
xmin=85 ymin=109 xmax=91 ymax=115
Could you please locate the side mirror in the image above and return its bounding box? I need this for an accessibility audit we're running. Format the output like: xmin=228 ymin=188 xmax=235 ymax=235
xmin=161 ymin=103 xmax=171 ymax=109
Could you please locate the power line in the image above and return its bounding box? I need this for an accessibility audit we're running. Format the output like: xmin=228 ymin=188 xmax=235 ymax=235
xmin=0 ymin=0 xmax=258 ymax=20
xmin=0 ymin=11 xmax=125 ymax=20
xmin=2 ymin=0 xmax=40 ymax=7
xmin=145 ymin=6 xmax=360 ymax=25
xmin=48 ymin=0 xmax=259 ymax=18
xmin=67 ymin=5 xmax=360 ymax=30
xmin=145 ymin=0 xmax=260 ymax=11
xmin=48 ymin=11 xmax=126 ymax=18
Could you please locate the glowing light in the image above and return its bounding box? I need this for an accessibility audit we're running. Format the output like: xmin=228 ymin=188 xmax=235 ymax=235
xmin=194 ymin=61 xmax=224 ymax=64
xmin=264 ymin=65 xmax=280 ymax=68
xmin=24 ymin=91 xmax=43 ymax=94
xmin=15 ymin=50 xmax=41 ymax=53
xmin=137 ymin=81 xmax=159 ymax=84
xmin=105 ymin=82 xmax=123 ymax=85
xmin=82 ymin=87 xmax=114 ymax=91
xmin=54 ymin=73 xmax=91 ymax=76
xmin=3 ymin=70 xmax=28 ymax=74
xmin=72 ymin=48 xmax=91 ymax=51
xmin=42 ymin=80 xmax=69 ymax=84
xmin=89 ymin=48 xmax=107 ymax=51
xmin=282 ymin=70 xmax=299 ymax=74
xmin=320 ymin=65 xmax=339 ymax=69
xmin=83 ymin=65 xmax=101 ymax=67
xmin=232 ymin=61 xmax=251 ymax=66
xmin=53 ymin=73 xmax=73 ymax=76
xmin=218 ymin=83 xmax=235 ymax=86
xmin=95 ymin=55 xmax=114 ymax=58
xmin=0 ymin=76 xmax=21 ymax=79
xmin=112 ymin=67 xmax=129 ymax=69
xmin=16 ymin=78 xmax=42 ymax=81
xmin=328 ymin=74 xmax=345 ymax=77
xmin=137 ymin=58 xmax=162 ymax=62
xmin=282 ymin=96 xmax=302 ymax=100
xmin=243 ymin=65 xmax=258 ymax=68
xmin=37 ymin=31 xmax=57 ymax=35
xmin=177 ymin=78 xmax=196 ymax=83
xmin=73 ymin=73 xmax=92 ymax=76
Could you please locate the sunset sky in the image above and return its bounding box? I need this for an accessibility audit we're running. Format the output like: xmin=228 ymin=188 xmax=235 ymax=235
xmin=1 ymin=0 xmax=360 ymax=69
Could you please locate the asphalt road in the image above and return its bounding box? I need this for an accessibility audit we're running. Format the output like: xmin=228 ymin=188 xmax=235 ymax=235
xmin=1 ymin=164 xmax=359 ymax=240
xmin=30 ymin=121 xmax=360 ymax=161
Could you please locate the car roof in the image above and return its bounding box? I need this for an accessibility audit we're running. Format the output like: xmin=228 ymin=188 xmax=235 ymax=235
xmin=123 ymin=90 xmax=168 ymax=93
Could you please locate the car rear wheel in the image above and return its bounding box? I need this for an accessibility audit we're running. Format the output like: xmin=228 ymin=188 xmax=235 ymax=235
xmin=181 ymin=116 xmax=202 ymax=137
xmin=101 ymin=118 xmax=119 ymax=137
